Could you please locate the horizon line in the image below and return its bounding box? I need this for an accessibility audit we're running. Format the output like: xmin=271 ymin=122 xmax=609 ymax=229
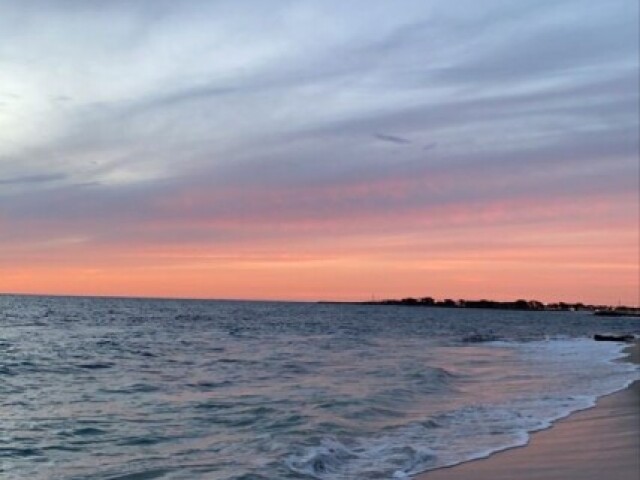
xmin=1 ymin=291 xmax=638 ymax=309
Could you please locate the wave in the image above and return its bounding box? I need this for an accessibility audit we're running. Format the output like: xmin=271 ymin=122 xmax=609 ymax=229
xmin=285 ymin=339 xmax=639 ymax=479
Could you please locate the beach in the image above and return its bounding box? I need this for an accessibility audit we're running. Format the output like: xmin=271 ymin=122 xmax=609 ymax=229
xmin=419 ymin=342 xmax=640 ymax=480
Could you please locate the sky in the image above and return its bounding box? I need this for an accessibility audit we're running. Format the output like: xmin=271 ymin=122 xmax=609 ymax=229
xmin=0 ymin=0 xmax=638 ymax=304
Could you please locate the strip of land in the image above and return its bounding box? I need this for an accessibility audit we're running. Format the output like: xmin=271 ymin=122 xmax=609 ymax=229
xmin=418 ymin=342 xmax=640 ymax=480
xmin=321 ymin=297 xmax=640 ymax=316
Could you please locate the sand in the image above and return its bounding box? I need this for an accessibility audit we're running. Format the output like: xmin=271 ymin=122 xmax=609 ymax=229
xmin=418 ymin=342 xmax=640 ymax=480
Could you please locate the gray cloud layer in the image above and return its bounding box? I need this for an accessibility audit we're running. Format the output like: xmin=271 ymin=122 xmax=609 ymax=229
xmin=0 ymin=0 xmax=637 ymax=251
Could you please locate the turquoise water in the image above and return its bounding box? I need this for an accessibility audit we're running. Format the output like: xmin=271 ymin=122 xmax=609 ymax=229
xmin=1 ymin=295 xmax=638 ymax=479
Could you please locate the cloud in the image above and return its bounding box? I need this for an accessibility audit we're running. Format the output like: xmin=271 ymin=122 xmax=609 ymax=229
xmin=374 ymin=133 xmax=412 ymax=145
xmin=0 ymin=173 xmax=67 ymax=185
xmin=0 ymin=0 xmax=637 ymax=301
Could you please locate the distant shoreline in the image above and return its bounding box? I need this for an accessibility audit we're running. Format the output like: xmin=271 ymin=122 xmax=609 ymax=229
xmin=1 ymin=292 xmax=638 ymax=315
xmin=319 ymin=298 xmax=640 ymax=316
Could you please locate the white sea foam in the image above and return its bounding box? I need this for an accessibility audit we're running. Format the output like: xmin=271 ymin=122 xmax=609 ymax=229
xmin=286 ymin=338 xmax=639 ymax=479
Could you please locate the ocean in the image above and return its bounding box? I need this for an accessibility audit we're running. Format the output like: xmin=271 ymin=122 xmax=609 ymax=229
xmin=1 ymin=295 xmax=638 ymax=480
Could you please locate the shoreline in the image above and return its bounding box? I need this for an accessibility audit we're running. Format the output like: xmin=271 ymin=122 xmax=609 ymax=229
xmin=417 ymin=341 xmax=640 ymax=480
xmin=319 ymin=299 xmax=640 ymax=317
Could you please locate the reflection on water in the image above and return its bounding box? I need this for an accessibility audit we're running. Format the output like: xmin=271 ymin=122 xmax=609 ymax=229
xmin=1 ymin=295 xmax=638 ymax=479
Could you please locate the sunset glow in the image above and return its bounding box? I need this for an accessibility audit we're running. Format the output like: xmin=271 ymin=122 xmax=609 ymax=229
xmin=1 ymin=0 xmax=638 ymax=305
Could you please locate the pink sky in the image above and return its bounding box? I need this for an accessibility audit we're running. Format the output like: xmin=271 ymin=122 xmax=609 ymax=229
xmin=1 ymin=1 xmax=638 ymax=305
xmin=2 ymin=188 xmax=638 ymax=305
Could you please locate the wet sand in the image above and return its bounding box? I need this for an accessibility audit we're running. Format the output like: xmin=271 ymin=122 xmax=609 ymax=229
xmin=418 ymin=342 xmax=640 ymax=480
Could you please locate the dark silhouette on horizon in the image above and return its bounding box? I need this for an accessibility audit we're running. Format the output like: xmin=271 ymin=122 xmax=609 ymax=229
xmin=322 ymin=297 xmax=640 ymax=316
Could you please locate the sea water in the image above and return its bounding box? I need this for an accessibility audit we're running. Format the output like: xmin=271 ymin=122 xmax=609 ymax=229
xmin=1 ymin=295 xmax=638 ymax=479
